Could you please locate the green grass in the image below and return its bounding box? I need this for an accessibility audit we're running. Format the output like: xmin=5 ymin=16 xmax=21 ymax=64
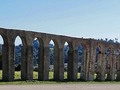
xmin=0 ymin=70 xmax=120 ymax=85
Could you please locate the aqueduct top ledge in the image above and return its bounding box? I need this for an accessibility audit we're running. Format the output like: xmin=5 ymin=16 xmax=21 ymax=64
xmin=0 ymin=27 xmax=120 ymax=52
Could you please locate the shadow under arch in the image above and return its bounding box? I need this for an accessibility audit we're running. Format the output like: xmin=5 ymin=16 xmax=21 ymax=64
xmin=115 ymin=48 xmax=120 ymax=80
xmin=31 ymin=37 xmax=44 ymax=80
xmin=94 ymin=45 xmax=102 ymax=80
xmin=32 ymin=37 xmax=49 ymax=81
xmin=64 ymin=41 xmax=73 ymax=80
xmin=0 ymin=33 xmax=9 ymax=81
xmin=77 ymin=43 xmax=87 ymax=81
xmin=105 ymin=46 xmax=115 ymax=81
xmin=48 ymin=39 xmax=59 ymax=80
xmin=13 ymin=35 xmax=27 ymax=81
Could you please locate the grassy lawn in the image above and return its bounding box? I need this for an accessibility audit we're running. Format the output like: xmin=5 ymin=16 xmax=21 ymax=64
xmin=0 ymin=70 xmax=69 ymax=80
xmin=0 ymin=70 xmax=120 ymax=84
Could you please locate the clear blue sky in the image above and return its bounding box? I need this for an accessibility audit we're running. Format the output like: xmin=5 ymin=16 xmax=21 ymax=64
xmin=0 ymin=0 xmax=120 ymax=42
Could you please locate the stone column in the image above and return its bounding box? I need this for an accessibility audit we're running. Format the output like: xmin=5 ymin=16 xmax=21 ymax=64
xmin=38 ymin=46 xmax=49 ymax=81
xmin=111 ymin=54 xmax=117 ymax=80
xmin=101 ymin=53 xmax=106 ymax=81
xmin=21 ymin=46 xmax=27 ymax=80
xmin=43 ymin=46 xmax=49 ymax=80
xmin=80 ymin=49 xmax=87 ymax=81
xmin=73 ymin=49 xmax=78 ymax=81
xmin=68 ymin=49 xmax=73 ymax=80
xmin=2 ymin=44 xmax=14 ymax=81
xmin=106 ymin=53 xmax=114 ymax=81
xmin=68 ymin=49 xmax=78 ymax=81
xmin=26 ymin=45 xmax=33 ymax=80
xmin=88 ymin=42 xmax=96 ymax=81
xmin=38 ymin=46 xmax=44 ymax=80
xmin=2 ymin=44 xmax=9 ymax=81
xmin=116 ymin=54 xmax=120 ymax=80
xmin=57 ymin=46 xmax=64 ymax=81
xmin=96 ymin=53 xmax=106 ymax=81
xmin=54 ymin=47 xmax=59 ymax=81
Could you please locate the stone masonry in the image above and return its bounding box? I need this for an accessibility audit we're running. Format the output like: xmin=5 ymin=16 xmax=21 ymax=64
xmin=0 ymin=27 xmax=120 ymax=81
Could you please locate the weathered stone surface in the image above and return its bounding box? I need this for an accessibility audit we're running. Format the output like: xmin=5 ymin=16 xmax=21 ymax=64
xmin=0 ymin=28 xmax=119 ymax=81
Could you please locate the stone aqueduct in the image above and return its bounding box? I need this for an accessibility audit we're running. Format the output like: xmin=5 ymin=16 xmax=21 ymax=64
xmin=0 ymin=27 xmax=120 ymax=82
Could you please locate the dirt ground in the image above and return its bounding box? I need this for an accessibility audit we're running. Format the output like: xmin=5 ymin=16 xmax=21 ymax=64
xmin=0 ymin=84 xmax=120 ymax=90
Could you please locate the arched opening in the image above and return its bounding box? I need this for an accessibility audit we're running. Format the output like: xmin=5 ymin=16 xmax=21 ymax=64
xmin=49 ymin=40 xmax=55 ymax=80
xmin=0 ymin=35 xmax=4 ymax=80
xmin=63 ymin=41 xmax=73 ymax=80
xmin=78 ymin=43 xmax=87 ymax=81
xmin=32 ymin=38 xmax=40 ymax=80
xmin=77 ymin=44 xmax=83 ymax=79
xmin=105 ymin=47 xmax=111 ymax=80
xmin=14 ymin=36 xmax=23 ymax=80
xmin=64 ymin=42 xmax=69 ymax=79
xmin=114 ymin=49 xmax=119 ymax=80
xmin=94 ymin=46 xmax=101 ymax=80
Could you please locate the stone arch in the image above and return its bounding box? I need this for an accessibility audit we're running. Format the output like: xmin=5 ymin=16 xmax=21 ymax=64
xmin=63 ymin=41 xmax=73 ymax=80
xmin=0 ymin=33 xmax=8 ymax=81
xmin=31 ymin=37 xmax=44 ymax=80
xmin=94 ymin=44 xmax=103 ymax=80
xmin=0 ymin=35 xmax=4 ymax=70
xmin=0 ymin=34 xmax=4 ymax=80
xmin=48 ymin=39 xmax=59 ymax=80
xmin=77 ymin=42 xmax=87 ymax=80
xmin=34 ymin=37 xmax=45 ymax=81
xmin=105 ymin=45 xmax=115 ymax=80
xmin=0 ymin=33 xmax=8 ymax=45
xmin=13 ymin=35 xmax=27 ymax=80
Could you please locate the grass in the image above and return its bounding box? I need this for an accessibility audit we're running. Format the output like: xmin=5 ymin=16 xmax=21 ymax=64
xmin=0 ymin=70 xmax=120 ymax=85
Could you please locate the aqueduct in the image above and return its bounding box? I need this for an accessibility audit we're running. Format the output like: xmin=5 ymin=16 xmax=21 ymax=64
xmin=0 ymin=27 xmax=120 ymax=82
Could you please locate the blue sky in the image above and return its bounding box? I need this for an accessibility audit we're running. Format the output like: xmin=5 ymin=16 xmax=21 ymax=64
xmin=0 ymin=0 xmax=120 ymax=43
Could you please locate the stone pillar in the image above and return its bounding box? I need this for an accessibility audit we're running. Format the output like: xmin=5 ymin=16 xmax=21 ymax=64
xmin=2 ymin=44 xmax=9 ymax=81
xmin=43 ymin=46 xmax=49 ymax=80
xmin=21 ymin=46 xmax=27 ymax=80
xmin=68 ymin=49 xmax=73 ymax=80
xmin=57 ymin=47 xmax=64 ymax=81
xmin=73 ymin=49 xmax=78 ymax=81
xmin=88 ymin=42 xmax=96 ymax=81
xmin=80 ymin=49 xmax=87 ymax=81
xmin=116 ymin=54 xmax=120 ymax=80
xmin=54 ymin=47 xmax=59 ymax=81
xmin=38 ymin=46 xmax=43 ymax=80
xmin=26 ymin=46 xmax=33 ymax=80
xmin=38 ymin=46 xmax=49 ymax=81
xmin=68 ymin=49 xmax=78 ymax=81
xmin=86 ymin=49 xmax=90 ymax=81
xmin=101 ymin=53 xmax=106 ymax=81
xmin=106 ymin=53 xmax=115 ymax=81
xmin=2 ymin=44 xmax=14 ymax=81
xmin=111 ymin=54 xmax=116 ymax=80
xmin=96 ymin=53 xmax=106 ymax=81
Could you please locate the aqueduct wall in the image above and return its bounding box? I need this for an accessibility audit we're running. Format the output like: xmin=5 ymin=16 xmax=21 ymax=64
xmin=0 ymin=27 xmax=120 ymax=81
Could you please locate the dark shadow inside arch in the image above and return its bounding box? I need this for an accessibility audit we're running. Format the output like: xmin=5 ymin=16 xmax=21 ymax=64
xmin=0 ymin=35 xmax=3 ymax=80
xmin=77 ymin=43 xmax=87 ymax=81
xmin=63 ymin=41 xmax=73 ymax=80
xmin=94 ymin=46 xmax=101 ymax=80
xmin=115 ymin=49 xmax=120 ymax=80
xmin=32 ymin=38 xmax=40 ymax=80
xmin=77 ymin=44 xmax=83 ymax=79
xmin=64 ymin=42 xmax=69 ymax=80
xmin=32 ymin=37 xmax=44 ymax=80
xmin=14 ymin=36 xmax=23 ymax=80
xmin=105 ymin=47 xmax=111 ymax=80
xmin=49 ymin=40 xmax=55 ymax=80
